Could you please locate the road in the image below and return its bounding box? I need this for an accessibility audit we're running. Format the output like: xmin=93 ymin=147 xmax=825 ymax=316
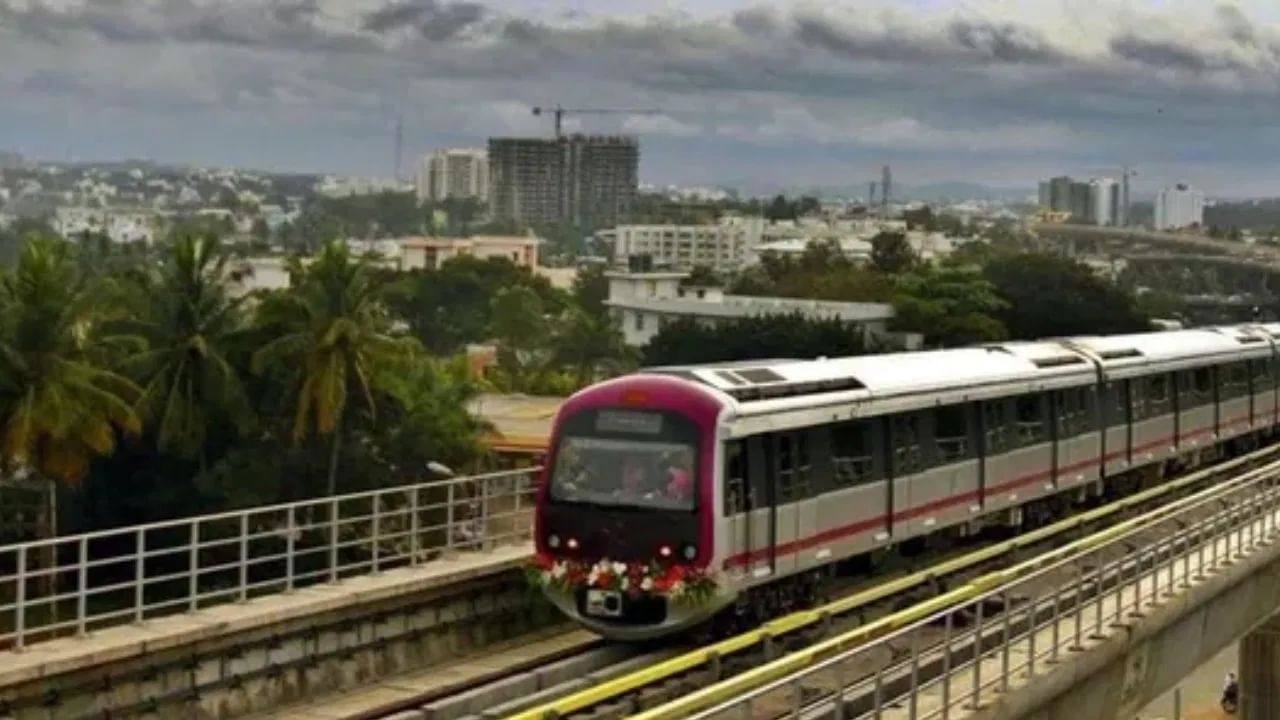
xmin=1136 ymin=641 xmax=1236 ymax=719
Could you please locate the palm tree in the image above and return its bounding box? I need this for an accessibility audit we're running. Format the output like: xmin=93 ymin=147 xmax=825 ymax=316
xmin=118 ymin=234 xmax=254 ymax=467
xmin=551 ymin=307 xmax=632 ymax=387
xmin=0 ymin=235 xmax=141 ymax=484
xmin=252 ymin=241 xmax=415 ymax=495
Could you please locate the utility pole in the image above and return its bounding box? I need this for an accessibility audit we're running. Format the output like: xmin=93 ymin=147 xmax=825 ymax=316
xmin=881 ymin=165 xmax=892 ymax=217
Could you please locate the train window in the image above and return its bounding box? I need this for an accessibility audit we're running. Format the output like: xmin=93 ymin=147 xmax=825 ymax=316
xmin=934 ymin=405 xmax=970 ymax=463
xmin=1224 ymin=362 xmax=1250 ymax=400
xmin=891 ymin=414 xmax=924 ymax=476
xmin=1014 ymin=394 xmax=1048 ymax=446
xmin=1252 ymin=358 xmax=1273 ymax=390
xmin=776 ymin=435 xmax=797 ymax=503
xmin=1106 ymin=382 xmax=1130 ymax=427
xmin=832 ymin=421 xmax=876 ymax=486
xmin=1145 ymin=374 xmax=1172 ymax=417
xmin=724 ymin=440 xmax=748 ymax=516
xmin=982 ymin=401 xmax=1010 ymax=454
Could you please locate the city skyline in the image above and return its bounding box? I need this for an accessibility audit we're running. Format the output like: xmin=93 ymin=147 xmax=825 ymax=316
xmin=4 ymin=1 xmax=1280 ymax=194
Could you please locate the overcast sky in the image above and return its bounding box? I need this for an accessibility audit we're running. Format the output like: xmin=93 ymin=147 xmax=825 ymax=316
xmin=4 ymin=0 xmax=1280 ymax=196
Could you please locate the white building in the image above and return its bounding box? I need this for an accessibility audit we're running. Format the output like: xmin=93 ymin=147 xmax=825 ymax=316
xmin=417 ymin=148 xmax=489 ymax=204
xmin=1155 ymin=184 xmax=1205 ymax=231
xmin=314 ymin=176 xmax=412 ymax=198
xmin=1089 ymin=178 xmax=1119 ymax=227
xmin=604 ymin=266 xmax=900 ymax=349
xmin=53 ymin=207 xmax=157 ymax=244
xmin=597 ymin=216 xmax=765 ymax=272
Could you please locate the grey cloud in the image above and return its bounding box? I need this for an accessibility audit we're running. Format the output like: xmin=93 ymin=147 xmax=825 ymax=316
xmin=1110 ymin=33 xmax=1234 ymax=72
xmin=946 ymin=19 xmax=1061 ymax=63
xmin=361 ymin=0 xmax=485 ymax=41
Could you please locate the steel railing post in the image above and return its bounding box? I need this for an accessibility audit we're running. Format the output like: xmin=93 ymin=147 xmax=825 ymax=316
xmin=188 ymin=521 xmax=199 ymax=612
xmin=238 ymin=514 xmax=249 ymax=603
xmin=329 ymin=498 xmax=340 ymax=583
xmin=409 ymin=488 xmax=420 ymax=566
xmin=77 ymin=536 xmax=88 ymax=637
xmin=285 ymin=506 xmax=296 ymax=593
xmin=15 ymin=545 xmax=27 ymax=651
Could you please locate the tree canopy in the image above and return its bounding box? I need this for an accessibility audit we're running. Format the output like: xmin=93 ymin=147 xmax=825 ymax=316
xmin=642 ymin=313 xmax=873 ymax=366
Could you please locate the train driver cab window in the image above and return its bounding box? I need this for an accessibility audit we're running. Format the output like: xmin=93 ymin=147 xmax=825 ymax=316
xmin=549 ymin=409 xmax=699 ymax=512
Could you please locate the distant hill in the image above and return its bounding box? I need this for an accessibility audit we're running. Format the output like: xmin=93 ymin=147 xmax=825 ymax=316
xmin=728 ymin=179 xmax=1036 ymax=203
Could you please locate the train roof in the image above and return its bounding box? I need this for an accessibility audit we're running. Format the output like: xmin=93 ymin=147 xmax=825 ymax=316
xmin=659 ymin=325 xmax=1276 ymax=408
xmin=664 ymin=341 xmax=1095 ymax=404
xmin=1067 ymin=328 xmax=1270 ymax=368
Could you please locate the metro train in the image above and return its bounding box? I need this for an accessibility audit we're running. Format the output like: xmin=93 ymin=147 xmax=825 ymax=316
xmin=531 ymin=324 xmax=1280 ymax=641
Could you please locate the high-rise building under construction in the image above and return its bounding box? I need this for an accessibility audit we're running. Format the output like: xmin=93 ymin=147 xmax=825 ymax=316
xmin=488 ymin=134 xmax=639 ymax=230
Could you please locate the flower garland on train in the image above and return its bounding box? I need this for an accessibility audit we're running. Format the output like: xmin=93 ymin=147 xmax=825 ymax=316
xmin=526 ymin=553 xmax=717 ymax=606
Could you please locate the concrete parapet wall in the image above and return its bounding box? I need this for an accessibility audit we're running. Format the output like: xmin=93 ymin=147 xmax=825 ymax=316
xmin=0 ymin=548 xmax=558 ymax=720
xmin=967 ymin=534 xmax=1280 ymax=720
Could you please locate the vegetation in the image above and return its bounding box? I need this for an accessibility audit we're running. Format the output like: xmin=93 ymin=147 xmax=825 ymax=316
xmin=0 ymin=226 xmax=627 ymax=536
xmin=642 ymin=314 xmax=873 ymax=366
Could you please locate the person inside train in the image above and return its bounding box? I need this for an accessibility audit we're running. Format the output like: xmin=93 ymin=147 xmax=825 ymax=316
xmin=665 ymin=450 xmax=693 ymax=501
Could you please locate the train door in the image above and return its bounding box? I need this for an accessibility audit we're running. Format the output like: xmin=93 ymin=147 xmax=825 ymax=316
xmin=765 ymin=432 xmax=801 ymax=576
xmin=726 ymin=438 xmax=772 ymax=581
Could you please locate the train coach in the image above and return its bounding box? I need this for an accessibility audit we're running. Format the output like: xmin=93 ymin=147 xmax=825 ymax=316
xmin=530 ymin=324 xmax=1280 ymax=641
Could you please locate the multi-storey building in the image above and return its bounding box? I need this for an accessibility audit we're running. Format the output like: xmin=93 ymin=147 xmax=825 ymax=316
xmin=596 ymin=216 xmax=765 ymax=272
xmin=53 ymin=207 xmax=157 ymax=244
xmin=488 ymin=135 xmax=638 ymax=230
xmin=416 ymin=148 xmax=488 ymax=204
xmin=1155 ymin=184 xmax=1205 ymax=231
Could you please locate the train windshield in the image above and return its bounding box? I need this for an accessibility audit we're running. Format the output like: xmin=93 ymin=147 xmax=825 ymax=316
xmin=549 ymin=408 xmax=699 ymax=512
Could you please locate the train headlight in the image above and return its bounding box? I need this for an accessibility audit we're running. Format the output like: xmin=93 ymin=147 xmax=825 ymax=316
xmin=682 ymin=544 xmax=697 ymax=561
xmin=547 ymin=534 xmax=561 ymax=549
xmin=658 ymin=544 xmax=673 ymax=558
xmin=567 ymin=537 xmax=580 ymax=550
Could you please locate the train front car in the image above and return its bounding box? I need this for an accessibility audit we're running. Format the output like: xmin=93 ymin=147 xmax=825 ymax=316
xmin=532 ymin=374 xmax=732 ymax=640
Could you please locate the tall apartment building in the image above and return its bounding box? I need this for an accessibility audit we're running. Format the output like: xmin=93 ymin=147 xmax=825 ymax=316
xmin=1041 ymin=174 xmax=1120 ymax=226
xmin=416 ymin=148 xmax=488 ymax=204
xmin=488 ymin=135 xmax=639 ymax=230
xmin=1154 ymin=184 xmax=1205 ymax=231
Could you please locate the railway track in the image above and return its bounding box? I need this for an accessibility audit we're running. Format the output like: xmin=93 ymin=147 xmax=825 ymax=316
xmin=360 ymin=444 xmax=1280 ymax=720
xmin=637 ymin=451 xmax=1280 ymax=719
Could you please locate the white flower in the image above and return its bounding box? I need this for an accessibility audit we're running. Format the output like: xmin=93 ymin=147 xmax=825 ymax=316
xmin=620 ymin=576 xmax=630 ymax=591
xmin=587 ymin=569 xmax=600 ymax=585
xmin=641 ymin=577 xmax=653 ymax=591
xmin=612 ymin=562 xmax=627 ymax=575
xmin=550 ymin=563 xmax=567 ymax=579
xmin=669 ymin=581 xmax=686 ymax=597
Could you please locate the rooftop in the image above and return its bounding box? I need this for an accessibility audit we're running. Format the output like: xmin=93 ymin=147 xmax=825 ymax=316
xmin=467 ymin=393 xmax=565 ymax=454
xmin=605 ymin=294 xmax=895 ymax=322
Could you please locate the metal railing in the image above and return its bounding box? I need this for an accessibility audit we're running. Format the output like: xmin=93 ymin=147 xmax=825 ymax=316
xmin=0 ymin=467 xmax=541 ymax=652
xmin=681 ymin=460 xmax=1280 ymax=720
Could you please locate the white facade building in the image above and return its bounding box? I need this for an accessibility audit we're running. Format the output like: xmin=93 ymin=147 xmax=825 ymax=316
xmin=417 ymin=148 xmax=489 ymax=204
xmin=1155 ymin=184 xmax=1205 ymax=231
xmin=1089 ymin=178 xmax=1119 ymax=226
xmin=604 ymin=267 xmax=900 ymax=348
xmin=597 ymin=216 xmax=765 ymax=272
xmin=53 ymin=207 xmax=157 ymax=244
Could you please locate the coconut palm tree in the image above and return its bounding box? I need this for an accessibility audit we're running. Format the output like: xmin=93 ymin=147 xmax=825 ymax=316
xmin=117 ymin=233 xmax=254 ymax=466
xmin=0 ymin=235 xmax=141 ymax=484
xmin=252 ymin=241 xmax=416 ymax=495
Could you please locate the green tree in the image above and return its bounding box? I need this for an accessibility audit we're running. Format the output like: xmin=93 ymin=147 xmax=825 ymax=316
xmin=683 ymin=265 xmax=723 ymax=288
xmin=642 ymin=313 xmax=872 ymax=366
xmin=378 ymin=355 xmax=490 ymax=472
xmin=118 ymin=234 xmax=255 ymax=466
xmin=0 ymin=236 xmax=142 ymax=483
xmin=252 ymin=241 xmax=416 ymax=495
xmin=983 ymin=253 xmax=1150 ymax=339
xmin=551 ymin=308 xmax=632 ymax=386
xmin=490 ymin=286 xmax=550 ymax=390
xmin=891 ymin=266 xmax=1008 ymax=347
xmin=571 ymin=265 xmax=610 ymax=320
xmin=870 ymin=231 xmax=919 ymax=274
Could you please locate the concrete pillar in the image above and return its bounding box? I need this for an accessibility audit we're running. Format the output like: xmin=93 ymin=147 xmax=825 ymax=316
xmin=1239 ymin=613 xmax=1280 ymax=718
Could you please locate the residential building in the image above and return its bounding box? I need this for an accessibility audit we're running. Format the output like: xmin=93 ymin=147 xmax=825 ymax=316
xmin=53 ymin=207 xmax=157 ymax=244
xmin=314 ymin=176 xmax=411 ymax=198
xmin=417 ymin=148 xmax=489 ymax=204
xmin=488 ymin=134 xmax=639 ymax=230
xmin=400 ymin=234 xmax=540 ymax=271
xmin=603 ymin=261 xmax=902 ymax=349
xmin=0 ymin=151 xmax=23 ymax=171
xmin=1155 ymin=184 xmax=1205 ymax=231
xmin=1089 ymin=178 xmax=1120 ymax=226
xmin=597 ymin=216 xmax=766 ymax=272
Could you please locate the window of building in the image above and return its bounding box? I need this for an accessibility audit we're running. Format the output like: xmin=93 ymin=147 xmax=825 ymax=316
xmin=634 ymin=313 xmax=645 ymax=332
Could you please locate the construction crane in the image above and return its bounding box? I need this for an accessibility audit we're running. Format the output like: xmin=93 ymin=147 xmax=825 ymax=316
xmin=532 ymin=104 xmax=663 ymax=137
